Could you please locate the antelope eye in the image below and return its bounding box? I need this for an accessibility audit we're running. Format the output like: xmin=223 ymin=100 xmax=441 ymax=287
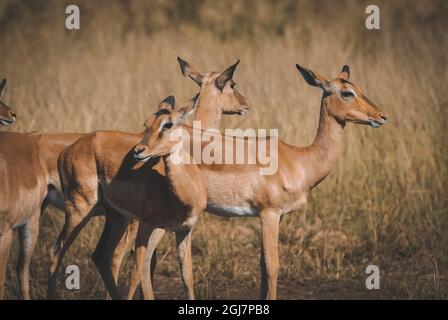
xmin=341 ymin=91 xmax=355 ymax=98
xmin=230 ymin=81 xmax=236 ymax=89
xmin=162 ymin=122 xmax=173 ymax=130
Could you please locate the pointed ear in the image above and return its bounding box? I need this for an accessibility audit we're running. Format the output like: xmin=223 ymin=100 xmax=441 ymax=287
xmin=0 ymin=79 xmax=6 ymax=97
xmin=215 ymin=60 xmax=239 ymax=91
xmin=178 ymin=57 xmax=203 ymax=86
xmin=175 ymin=93 xmax=199 ymax=123
xmin=295 ymin=64 xmax=329 ymax=89
xmin=156 ymin=95 xmax=175 ymax=114
xmin=338 ymin=65 xmax=350 ymax=80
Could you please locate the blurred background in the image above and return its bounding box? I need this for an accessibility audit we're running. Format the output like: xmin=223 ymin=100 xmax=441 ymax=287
xmin=1 ymin=0 xmax=447 ymax=299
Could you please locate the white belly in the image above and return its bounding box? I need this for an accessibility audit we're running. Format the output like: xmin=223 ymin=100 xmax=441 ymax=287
xmin=206 ymin=203 xmax=259 ymax=218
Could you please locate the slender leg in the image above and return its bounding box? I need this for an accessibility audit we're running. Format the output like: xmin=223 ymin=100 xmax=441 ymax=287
xmin=126 ymin=223 xmax=150 ymax=300
xmin=92 ymin=214 xmax=140 ymax=300
xmin=259 ymin=208 xmax=281 ymax=300
xmin=0 ymin=229 xmax=13 ymax=300
xmin=139 ymin=228 xmax=166 ymax=300
xmin=91 ymin=209 xmax=114 ymax=300
xmin=17 ymin=213 xmax=40 ymax=300
xmin=92 ymin=210 xmax=130 ymax=300
xmin=259 ymin=251 xmax=267 ymax=298
xmin=112 ymin=220 xmax=139 ymax=288
xmin=91 ymin=209 xmax=111 ymax=264
xmin=175 ymin=229 xmax=194 ymax=300
xmin=47 ymin=200 xmax=96 ymax=299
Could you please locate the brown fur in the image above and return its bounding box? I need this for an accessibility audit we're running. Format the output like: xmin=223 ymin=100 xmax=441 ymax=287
xmin=128 ymin=64 xmax=386 ymax=300
xmin=0 ymin=132 xmax=82 ymax=299
xmin=47 ymin=59 xmax=250 ymax=299
xmin=0 ymin=80 xmax=83 ymax=300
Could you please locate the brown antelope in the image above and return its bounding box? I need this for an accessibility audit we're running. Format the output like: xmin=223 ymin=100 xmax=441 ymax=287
xmin=0 ymin=77 xmax=85 ymax=301
xmin=47 ymin=58 xmax=250 ymax=299
xmin=128 ymin=64 xmax=387 ymax=300
xmin=0 ymin=79 xmax=16 ymax=126
xmin=0 ymin=131 xmax=84 ymax=300
xmin=0 ymin=78 xmax=84 ymax=299
xmin=99 ymin=95 xmax=209 ymax=300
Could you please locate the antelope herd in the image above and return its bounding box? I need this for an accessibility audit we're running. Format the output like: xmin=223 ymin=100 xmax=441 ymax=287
xmin=0 ymin=59 xmax=386 ymax=300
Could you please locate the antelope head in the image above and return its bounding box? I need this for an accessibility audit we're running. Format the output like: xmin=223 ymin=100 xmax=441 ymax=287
xmin=0 ymin=79 xmax=16 ymax=126
xmin=177 ymin=57 xmax=250 ymax=116
xmin=296 ymin=64 xmax=387 ymax=128
xmin=134 ymin=95 xmax=197 ymax=162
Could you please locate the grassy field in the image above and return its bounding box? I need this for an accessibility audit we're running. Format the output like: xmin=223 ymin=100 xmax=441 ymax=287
xmin=1 ymin=0 xmax=447 ymax=299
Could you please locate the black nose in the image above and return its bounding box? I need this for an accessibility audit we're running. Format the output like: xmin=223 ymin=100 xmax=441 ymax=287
xmin=10 ymin=111 xmax=16 ymax=118
xmin=381 ymin=115 xmax=387 ymax=121
xmin=134 ymin=145 xmax=145 ymax=156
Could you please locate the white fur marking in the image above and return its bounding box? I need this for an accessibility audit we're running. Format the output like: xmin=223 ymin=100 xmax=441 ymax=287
xmin=206 ymin=203 xmax=259 ymax=217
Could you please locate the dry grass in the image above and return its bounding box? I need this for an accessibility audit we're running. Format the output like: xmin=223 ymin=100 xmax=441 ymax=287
xmin=1 ymin=0 xmax=447 ymax=299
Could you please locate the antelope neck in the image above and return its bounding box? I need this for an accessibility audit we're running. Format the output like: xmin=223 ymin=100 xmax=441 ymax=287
xmin=300 ymin=96 xmax=344 ymax=190
xmin=193 ymin=92 xmax=222 ymax=130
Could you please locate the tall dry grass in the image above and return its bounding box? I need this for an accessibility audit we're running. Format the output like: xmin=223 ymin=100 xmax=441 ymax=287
xmin=1 ymin=0 xmax=447 ymax=299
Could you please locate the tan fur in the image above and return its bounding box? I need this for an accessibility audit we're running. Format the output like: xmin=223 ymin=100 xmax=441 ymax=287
xmin=0 ymin=132 xmax=82 ymax=299
xmin=50 ymin=64 xmax=385 ymax=301
xmin=0 ymin=79 xmax=83 ymax=299
xmin=132 ymin=64 xmax=386 ymax=300
xmin=92 ymin=97 xmax=208 ymax=299
xmin=47 ymin=59 xmax=250 ymax=299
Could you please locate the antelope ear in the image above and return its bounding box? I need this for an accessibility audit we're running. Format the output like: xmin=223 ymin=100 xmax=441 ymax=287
xmin=0 ymin=79 xmax=6 ymax=97
xmin=215 ymin=60 xmax=239 ymax=91
xmin=295 ymin=64 xmax=329 ymax=90
xmin=338 ymin=65 xmax=350 ymax=80
xmin=175 ymin=94 xmax=199 ymax=124
xmin=178 ymin=57 xmax=203 ymax=86
xmin=156 ymin=95 xmax=175 ymax=113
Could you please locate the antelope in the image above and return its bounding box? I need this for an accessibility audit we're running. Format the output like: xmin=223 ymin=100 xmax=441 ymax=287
xmin=101 ymin=95 xmax=209 ymax=300
xmin=0 ymin=79 xmax=84 ymax=299
xmin=0 ymin=79 xmax=16 ymax=126
xmin=0 ymin=78 xmax=85 ymax=301
xmin=47 ymin=58 xmax=250 ymax=299
xmin=128 ymin=64 xmax=387 ymax=300
xmin=0 ymin=79 xmax=81 ymax=299
xmin=0 ymin=131 xmax=83 ymax=300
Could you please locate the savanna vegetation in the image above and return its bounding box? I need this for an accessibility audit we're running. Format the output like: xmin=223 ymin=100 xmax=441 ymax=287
xmin=1 ymin=0 xmax=447 ymax=299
